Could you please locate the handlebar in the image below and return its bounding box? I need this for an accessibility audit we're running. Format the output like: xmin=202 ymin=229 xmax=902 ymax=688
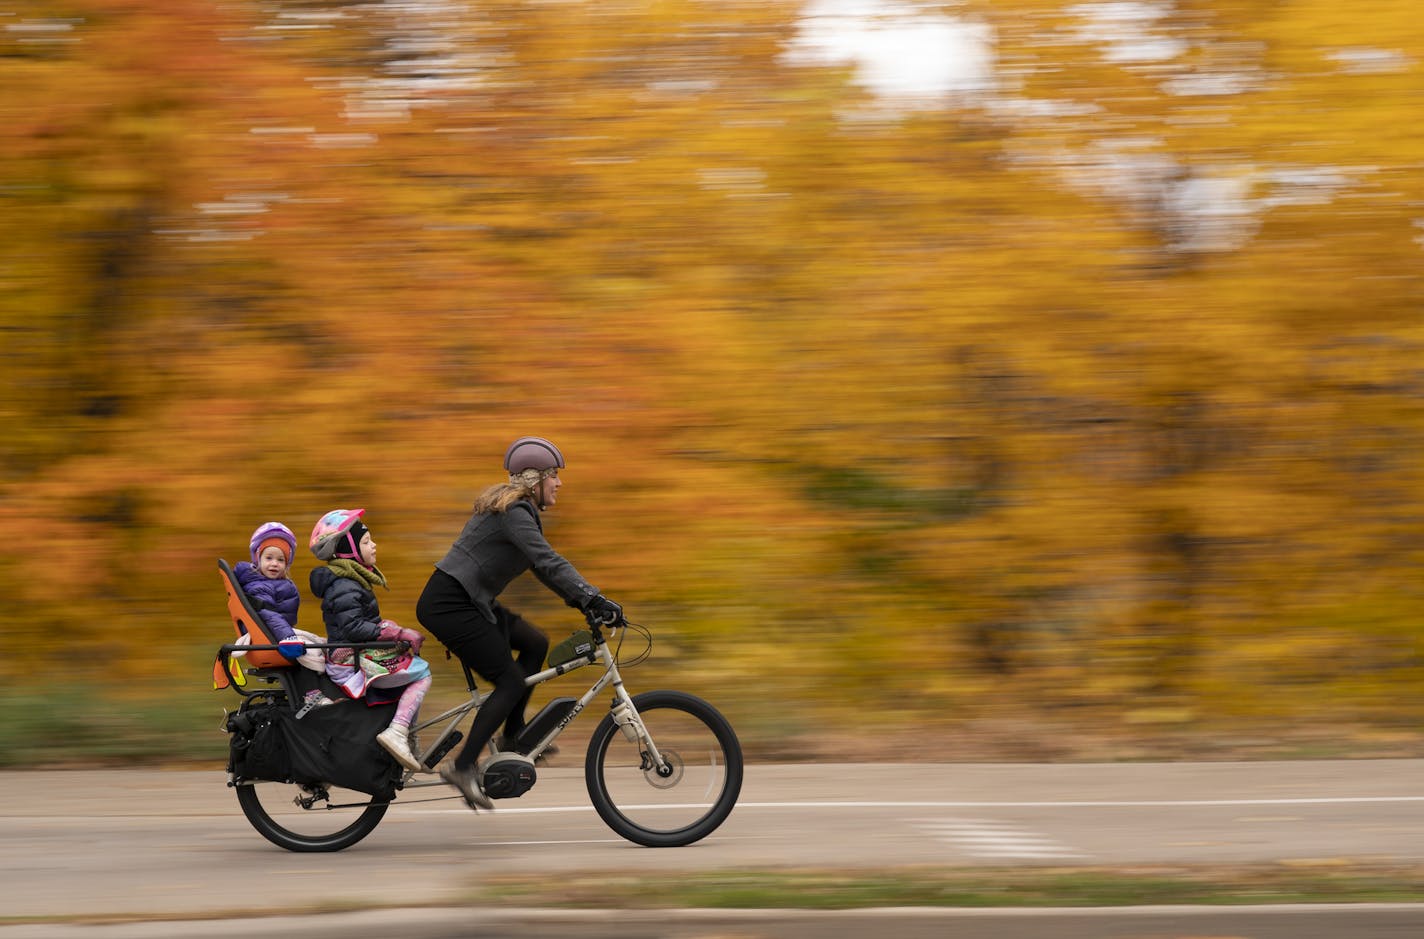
xmin=583 ymin=611 xmax=628 ymax=648
xmin=222 ymin=640 xmax=405 ymax=652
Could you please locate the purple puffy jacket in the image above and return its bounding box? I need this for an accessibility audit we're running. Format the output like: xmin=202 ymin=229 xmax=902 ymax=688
xmin=234 ymin=561 xmax=300 ymax=642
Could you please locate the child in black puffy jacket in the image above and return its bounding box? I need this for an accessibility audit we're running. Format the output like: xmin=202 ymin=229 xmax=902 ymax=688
xmin=309 ymin=508 xmax=431 ymax=773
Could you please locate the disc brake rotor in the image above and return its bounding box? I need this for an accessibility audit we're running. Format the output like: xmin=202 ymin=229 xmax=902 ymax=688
xmin=643 ymin=749 xmax=684 ymax=789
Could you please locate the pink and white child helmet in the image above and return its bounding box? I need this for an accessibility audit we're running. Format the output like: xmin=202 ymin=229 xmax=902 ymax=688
xmin=249 ymin=521 xmax=297 ymax=566
xmin=309 ymin=508 xmax=365 ymax=561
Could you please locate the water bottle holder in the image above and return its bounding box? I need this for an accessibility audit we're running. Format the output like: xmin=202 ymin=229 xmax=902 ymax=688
xmin=611 ymin=703 xmax=639 ymax=742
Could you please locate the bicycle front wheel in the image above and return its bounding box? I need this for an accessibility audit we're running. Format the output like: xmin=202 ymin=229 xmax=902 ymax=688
xmin=235 ymin=780 xmax=388 ymax=852
xmin=585 ymin=690 xmax=742 ymax=847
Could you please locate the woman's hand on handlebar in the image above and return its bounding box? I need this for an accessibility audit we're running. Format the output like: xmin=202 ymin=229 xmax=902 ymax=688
xmin=584 ymin=594 xmax=624 ymax=627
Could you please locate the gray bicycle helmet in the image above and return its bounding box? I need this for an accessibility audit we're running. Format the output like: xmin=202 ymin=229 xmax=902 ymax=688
xmin=504 ymin=436 xmax=565 ymax=475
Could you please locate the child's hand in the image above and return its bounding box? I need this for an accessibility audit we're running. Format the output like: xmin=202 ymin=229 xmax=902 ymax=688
xmin=377 ymin=621 xmax=421 ymax=653
xmin=278 ymin=638 xmax=306 ymax=660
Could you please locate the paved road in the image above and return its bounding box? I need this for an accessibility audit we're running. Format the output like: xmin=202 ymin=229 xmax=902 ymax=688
xmin=9 ymin=905 xmax=1424 ymax=939
xmin=3 ymin=760 xmax=1421 ymax=937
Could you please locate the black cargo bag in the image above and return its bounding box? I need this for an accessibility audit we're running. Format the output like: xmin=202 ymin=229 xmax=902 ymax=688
xmin=229 ymin=699 xmax=402 ymax=801
xmin=229 ymin=705 xmax=291 ymax=781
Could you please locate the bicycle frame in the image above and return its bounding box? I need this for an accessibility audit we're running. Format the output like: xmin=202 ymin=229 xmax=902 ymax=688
xmin=402 ymin=624 xmax=666 ymax=788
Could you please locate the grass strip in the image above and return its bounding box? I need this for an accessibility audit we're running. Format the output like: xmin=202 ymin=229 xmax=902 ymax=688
xmin=474 ymin=862 xmax=1424 ymax=909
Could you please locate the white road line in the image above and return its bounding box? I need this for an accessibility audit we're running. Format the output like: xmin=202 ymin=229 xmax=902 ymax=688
xmin=415 ymin=795 xmax=1424 ymax=814
xmin=5 ymin=794 xmax=1420 ymax=824
xmin=917 ymin=817 xmax=1088 ymax=860
xmin=733 ymin=797 xmax=1424 ymax=808
xmin=478 ymin=838 xmax=624 ymax=846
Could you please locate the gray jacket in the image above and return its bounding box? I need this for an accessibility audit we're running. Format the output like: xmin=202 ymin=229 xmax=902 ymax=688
xmin=434 ymin=499 xmax=598 ymax=622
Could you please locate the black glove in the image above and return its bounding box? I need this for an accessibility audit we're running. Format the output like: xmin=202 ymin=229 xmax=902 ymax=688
xmin=584 ymin=595 xmax=623 ymax=626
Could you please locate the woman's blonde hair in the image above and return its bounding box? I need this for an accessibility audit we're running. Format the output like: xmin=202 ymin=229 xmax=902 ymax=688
xmin=471 ymin=469 xmax=547 ymax=514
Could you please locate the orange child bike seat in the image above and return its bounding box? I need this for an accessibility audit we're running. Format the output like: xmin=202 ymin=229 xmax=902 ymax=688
xmin=219 ymin=558 xmax=296 ymax=669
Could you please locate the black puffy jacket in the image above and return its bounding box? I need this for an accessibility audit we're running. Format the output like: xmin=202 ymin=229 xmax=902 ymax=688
xmin=309 ymin=565 xmax=384 ymax=643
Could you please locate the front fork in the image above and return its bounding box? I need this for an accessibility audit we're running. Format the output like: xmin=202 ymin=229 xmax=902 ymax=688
xmin=599 ymin=651 xmax=670 ymax=776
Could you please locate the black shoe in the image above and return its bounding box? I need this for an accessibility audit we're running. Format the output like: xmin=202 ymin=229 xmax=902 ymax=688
xmin=439 ymin=764 xmax=493 ymax=812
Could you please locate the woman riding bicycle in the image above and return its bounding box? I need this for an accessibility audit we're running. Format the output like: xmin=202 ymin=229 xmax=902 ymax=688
xmin=416 ymin=436 xmax=623 ymax=811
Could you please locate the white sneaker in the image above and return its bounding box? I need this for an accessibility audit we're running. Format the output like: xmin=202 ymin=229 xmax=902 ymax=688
xmin=376 ymin=724 xmax=422 ymax=772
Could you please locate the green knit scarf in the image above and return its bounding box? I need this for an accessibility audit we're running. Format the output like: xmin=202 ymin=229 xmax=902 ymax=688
xmin=326 ymin=558 xmax=389 ymax=590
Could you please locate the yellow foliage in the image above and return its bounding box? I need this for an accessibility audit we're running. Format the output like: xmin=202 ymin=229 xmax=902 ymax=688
xmin=2 ymin=0 xmax=1423 ymax=750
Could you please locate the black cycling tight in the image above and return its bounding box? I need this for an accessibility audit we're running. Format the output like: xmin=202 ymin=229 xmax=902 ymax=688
xmin=416 ymin=569 xmax=550 ymax=771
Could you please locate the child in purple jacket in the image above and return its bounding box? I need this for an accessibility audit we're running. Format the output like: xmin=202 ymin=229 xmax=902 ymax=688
xmin=234 ymin=522 xmax=301 ymax=642
xmin=237 ymin=521 xmax=334 ymax=711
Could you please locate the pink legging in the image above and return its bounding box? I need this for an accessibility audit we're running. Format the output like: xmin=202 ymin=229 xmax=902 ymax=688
xmin=391 ymin=674 xmax=431 ymax=728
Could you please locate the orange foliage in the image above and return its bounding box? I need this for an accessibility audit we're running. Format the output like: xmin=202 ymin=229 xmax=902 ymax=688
xmin=3 ymin=0 xmax=1423 ymax=751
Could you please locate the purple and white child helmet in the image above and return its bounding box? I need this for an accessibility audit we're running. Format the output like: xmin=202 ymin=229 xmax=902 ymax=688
xmin=249 ymin=521 xmax=297 ymax=566
xmin=309 ymin=508 xmax=365 ymax=561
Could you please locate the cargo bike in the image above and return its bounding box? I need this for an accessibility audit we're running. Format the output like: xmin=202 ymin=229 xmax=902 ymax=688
xmin=213 ymin=560 xmax=743 ymax=852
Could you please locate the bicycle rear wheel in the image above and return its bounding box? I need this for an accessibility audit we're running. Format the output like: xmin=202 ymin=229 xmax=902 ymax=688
xmin=585 ymin=690 xmax=742 ymax=847
xmin=235 ymin=781 xmax=388 ymax=852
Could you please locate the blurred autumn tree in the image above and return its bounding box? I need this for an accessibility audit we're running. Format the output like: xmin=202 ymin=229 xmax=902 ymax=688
xmin=2 ymin=0 xmax=1421 ymax=762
